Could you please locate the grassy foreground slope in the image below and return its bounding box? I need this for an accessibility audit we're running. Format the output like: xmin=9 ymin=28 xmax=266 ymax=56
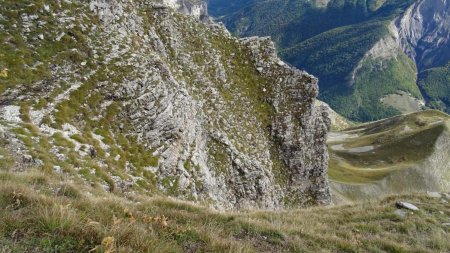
xmin=0 ymin=168 xmax=449 ymax=253
xmin=328 ymin=110 xmax=450 ymax=202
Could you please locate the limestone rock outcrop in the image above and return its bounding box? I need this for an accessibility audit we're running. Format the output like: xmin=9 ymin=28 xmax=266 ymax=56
xmin=0 ymin=0 xmax=330 ymax=210
xmin=395 ymin=0 xmax=450 ymax=69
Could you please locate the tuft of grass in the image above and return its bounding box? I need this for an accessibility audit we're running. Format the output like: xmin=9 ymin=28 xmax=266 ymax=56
xmin=0 ymin=147 xmax=15 ymax=171
xmin=57 ymin=184 xmax=81 ymax=199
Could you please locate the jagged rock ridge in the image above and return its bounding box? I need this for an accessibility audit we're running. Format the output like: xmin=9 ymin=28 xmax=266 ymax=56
xmin=0 ymin=0 xmax=330 ymax=210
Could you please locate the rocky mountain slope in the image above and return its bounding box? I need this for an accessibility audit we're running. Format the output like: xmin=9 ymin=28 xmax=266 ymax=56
xmin=0 ymin=0 xmax=331 ymax=210
xmin=315 ymin=100 xmax=354 ymax=131
xmin=210 ymin=0 xmax=450 ymax=121
xmin=327 ymin=110 xmax=450 ymax=203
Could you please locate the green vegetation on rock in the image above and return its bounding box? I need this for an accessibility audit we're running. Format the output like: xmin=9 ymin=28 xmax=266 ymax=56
xmin=0 ymin=0 xmax=332 ymax=209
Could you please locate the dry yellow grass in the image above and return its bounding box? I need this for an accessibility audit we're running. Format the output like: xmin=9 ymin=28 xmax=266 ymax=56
xmin=0 ymin=68 xmax=8 ymax=78
xmin=0 ymin=168 xmax=449 ymax=252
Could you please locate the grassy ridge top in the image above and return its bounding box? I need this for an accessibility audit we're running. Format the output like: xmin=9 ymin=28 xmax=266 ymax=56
xmin=328 ymin=110 xmax=449 ymax=184
xmin=0 ymin=167 xmax=449 ymax=252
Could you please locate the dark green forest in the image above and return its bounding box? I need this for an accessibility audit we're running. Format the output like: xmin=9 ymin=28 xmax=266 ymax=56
xmin=418 ymin=63 xmax=450 ymax=113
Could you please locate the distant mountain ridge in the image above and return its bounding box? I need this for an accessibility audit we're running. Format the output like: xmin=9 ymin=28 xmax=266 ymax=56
xmin=209 ymin=0 xmax=450 ymax=122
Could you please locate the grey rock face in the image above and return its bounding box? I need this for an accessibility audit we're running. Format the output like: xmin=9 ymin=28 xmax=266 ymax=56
xmin=240 ymin=37 xmax=331 ymax=205
xmin=105 ymin=0 xmax=330 ymax=209
xmin=0 ymin=0 xmax=330 ymax=210
xmin=158 ymin=0 xmax=209 ymax=21
xmin=395 ymin=0 xmax=450 ymax=69
xmin=177 ymin=0 xmax=209 ymax=21
xmin=396 ymin=201 xmax=419 ymax=211
xmin=427 ymin=191 xmax=442 ymax=198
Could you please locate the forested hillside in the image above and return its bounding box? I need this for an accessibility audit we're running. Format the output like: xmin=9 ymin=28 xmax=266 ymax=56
xmin=210 ymin=0 xmax=450 ymax=121
xmin=418 ymin=63 xmax=450 ymax=113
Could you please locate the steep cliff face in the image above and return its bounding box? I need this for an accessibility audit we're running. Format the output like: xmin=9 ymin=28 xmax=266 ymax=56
xmin=161 ymin=0 xmax=209 ymax=21
xmin=337 ymin=0 xmax=450 ymax=117
xmin=240 ymin=37 xmax=331 ymax=206
xmin=0 ymin=0 xmax=330 ymax=210
xmin=395 ymin=0 xmax=450 ymax=70
xmin=393 ymin=0 xmax=450 ymax=113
